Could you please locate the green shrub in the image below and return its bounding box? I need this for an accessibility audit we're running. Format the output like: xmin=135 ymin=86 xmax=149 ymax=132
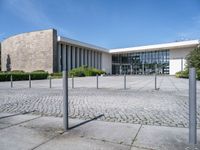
xmin=197 ymin=70 xmax=200 ymax=80
xmin=0 ymin=72 xmax=49 ymax=81
xmin=50 ymin=72 xmax=62 ymax=79
xmin=175 ymin=70 xmax=189 ymax=78
xmin=69 ymin=66 xmax=105 ymax=77
xmin=11 ymin=70 xmax=25 ymax=73
xmin=32 ymin=70 xmax=46 ymax=73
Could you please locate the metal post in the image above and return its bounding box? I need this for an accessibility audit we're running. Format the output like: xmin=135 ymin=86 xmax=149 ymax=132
xmin=189 ymin=68 xmax=197 ymax=144
xmin=49 ymin=76 xmax=52 ymax=88
xmin=10 ymin=75 xmax=13 ymax=88
xmin=155 ymin=64 xmax=157 ymax=90
xmin=96 ymin=74 xmax=99 ymax=89
xmin=124 ymin=74 xmax=126 ymax=90
xmin=62 ymin=47 xmax=68 ymax=131
xmin=72 ymin=75 xmax=74 ymax=89
xmin=29 ymin=74 xmax=31 ymax=88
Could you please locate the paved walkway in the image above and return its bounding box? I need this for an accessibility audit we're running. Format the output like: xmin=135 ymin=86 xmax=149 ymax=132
xmin=0 ymin=113 xmax=200 ymax=150
xmin=0 ymin=75 xmax=199 ymax=128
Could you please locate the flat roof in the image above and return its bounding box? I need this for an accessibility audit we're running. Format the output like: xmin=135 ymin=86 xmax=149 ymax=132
xmin=58 ymin=36 xmax=109 ymax=53
xmin=109 ymin=40 xmax=200 ymax=53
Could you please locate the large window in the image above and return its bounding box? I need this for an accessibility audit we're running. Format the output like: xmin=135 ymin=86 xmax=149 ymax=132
xmin=112 ymin=50 xmax=169 ymax=75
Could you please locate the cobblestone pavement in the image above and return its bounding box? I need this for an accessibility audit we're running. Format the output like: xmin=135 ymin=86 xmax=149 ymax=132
xmin=0 ymin=75 xmax=200 ymax=128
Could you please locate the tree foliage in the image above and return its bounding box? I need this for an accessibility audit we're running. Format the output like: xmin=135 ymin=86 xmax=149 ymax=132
xmin=186 ymin=46 xmax=200 ymax=70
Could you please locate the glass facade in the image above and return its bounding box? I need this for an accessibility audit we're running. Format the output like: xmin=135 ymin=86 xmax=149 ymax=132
xmin=112 ymin=50 xmax=169 ymax=75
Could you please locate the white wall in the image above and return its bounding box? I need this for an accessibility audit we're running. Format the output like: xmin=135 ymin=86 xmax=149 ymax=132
xmin=102 ymin=52 xmax=112 ymax=74
xmin=169 ymin=47 xmax=194 ymax=75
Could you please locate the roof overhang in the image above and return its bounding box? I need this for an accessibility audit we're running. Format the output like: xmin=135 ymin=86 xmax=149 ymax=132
xmin=109 ymin=40 xmax=200 ymax=54
xmin=57 ymin=36 xmax=109 ymax=53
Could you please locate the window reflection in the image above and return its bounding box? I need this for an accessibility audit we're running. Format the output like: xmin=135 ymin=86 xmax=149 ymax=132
xmin=112 ymin=50 xmax=169 ymax=75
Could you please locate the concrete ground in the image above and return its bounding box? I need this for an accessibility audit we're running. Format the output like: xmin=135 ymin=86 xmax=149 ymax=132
xmin=0 ymin=75 xmax=200 ymax=128
xmin=0 ymin=112 xmax=200 ymax=150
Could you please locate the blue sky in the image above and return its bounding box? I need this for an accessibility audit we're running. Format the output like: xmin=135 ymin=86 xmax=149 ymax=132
xmin=0 ymin=0 xmax=200 ymax=49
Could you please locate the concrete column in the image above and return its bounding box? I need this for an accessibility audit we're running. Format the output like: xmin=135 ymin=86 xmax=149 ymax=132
xmin=88 ymin=50 xmax=91 ymax=67
xmin=98 ymin=52 xmax=101 ymax=69
xmin=91 ymin=51 xmax=93 ymax=68
xmin=85 ymin=49 xmax=87 ymax=66
xmin=81 ymin=48 xmax=84 ymax=66
xmin=67 ymin=45 xmax=71 ymax=71
xmin=100 ymin=53 xmax=102 ymax=69
xmin=77 ymin=47 xmax=80 ymax=67
xmin=63 ymin=44 xmax=66 ymax=70
xmin=58 ymin=43 xmax=61 ymax=72
xmin=94 ymin=51 xmax=96 ymax=68
xmin=95 ymin=51 xmax=98 ymax=69
xmin=72 ymin=46 xmax=75 ymax=69
xmin=93 ymin=51 xmax=95 ymax=68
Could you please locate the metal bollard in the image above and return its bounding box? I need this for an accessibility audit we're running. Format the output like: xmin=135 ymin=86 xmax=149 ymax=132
xmin=62 ymin=47 xmax=69 ymax=131
xmin=189 ymin=68 xmax=197 ymax=144
xmin=72 ymin=75 xmax=74 ymax=89
xmin=49 ymin=76 xmax=52 ymax=88
xmin=155 ymin=73 xmax=157 ymax=90
xmin=29 ymin=74 xmax=31 ymax=88
xmin=124 ymin=74 xmax=126 ymax=90
xmin=96 ymin=74 xmax=99 ymax=89
xmin=155 ymin=64 xmax=158 ymax=90
xmin=10 ymin=75 xmax=13 ymax=88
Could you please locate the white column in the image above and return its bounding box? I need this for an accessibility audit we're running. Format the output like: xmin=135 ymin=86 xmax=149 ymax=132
xmin=92 ymin=51 xmax=95 ymax=68
xmin=97 ymin=52 xmax=99 ymax=69
xmin=95 ymin=52 xmax=98 ymax=69
xmin=91 ymin=51 xmax=93 ymax=68
xmin=100 ymin=53 xmax=102 ymax=69
xmin=88 ymin=50 xmax=91 ymax=67
xmin=63 ymin=44 xmax=66 ymax=70
xmin=58 ymin=43 xmax=61 ymax=72
xmin=81 ymin=48 xmax=84 ymax=66
xmin=67 ymin=45 xmax=71 ymax=71
xmin=77 ymin=47 xmax=80 ymax=67
xmin=72 ymin=46 xmax=75 ymax=69
xmin=85 ymin=49 xmax=87 ymax=66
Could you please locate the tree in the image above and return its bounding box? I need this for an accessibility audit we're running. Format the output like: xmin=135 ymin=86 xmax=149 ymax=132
xmin=186 ymin=46 xmax=200 ymax=70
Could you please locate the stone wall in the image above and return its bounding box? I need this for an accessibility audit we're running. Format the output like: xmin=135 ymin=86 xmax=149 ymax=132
xmin=1 ymin=29 xmax=57 ymax=73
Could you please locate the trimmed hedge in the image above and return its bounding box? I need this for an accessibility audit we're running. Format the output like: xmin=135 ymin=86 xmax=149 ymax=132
xmin=0 ymin=72 xmax=49 ymax=81
xmin=197 ymin=70 xmax=200 ymax=80
xmin=175 ymin=69 xmax=200 ymax=80
xmin=175 ymin=70 xmax=189 ymax=79
xmin=69 ymin=66 xmax=106 ymax=77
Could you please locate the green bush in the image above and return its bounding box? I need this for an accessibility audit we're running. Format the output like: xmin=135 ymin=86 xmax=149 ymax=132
xmin=32 ymin=70 xmax=46 ymax=73
xmin=0 ymin=72 xmax=49 ymax=81
xmin=175 ymin=70 xmax=189 ymax=78
xmin=69 ymin=66 xmax=105 ymax=77
xmin=197 ymin=70 xmax=200 ymax=80
xmin=11 ymin=70 xmax=25 ymax=73
xmin=186 ymin=47 xmax=200 ymax=70
xmin=175 ymin=69 xmax=200 ymax=80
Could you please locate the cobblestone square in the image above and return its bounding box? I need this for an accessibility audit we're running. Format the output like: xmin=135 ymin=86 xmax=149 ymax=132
xmin=0 ymin=75 xmax=199 ymax=128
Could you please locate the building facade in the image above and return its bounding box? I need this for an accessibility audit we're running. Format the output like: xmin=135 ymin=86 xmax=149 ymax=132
xmin=0 ymin=29 xmax=199 ymax=75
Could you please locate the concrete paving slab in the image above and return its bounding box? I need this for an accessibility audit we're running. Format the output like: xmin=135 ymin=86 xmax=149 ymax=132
xmin=35 ymin=133 xmax=130 ymax=150
xmin=0 ymin=125 xmax=59 ymax=150
xmin=67 ymin=120 xmax=141 ymax=146
xmin=0 ymin=113 xmax=39 ymax=129
xmin=131 ymin=146 xmax=153 ymax=150
xmin=21 ymin=116 xmax=82 ymax=132
xmin=133 ymin=125 xmax=200 ymax=150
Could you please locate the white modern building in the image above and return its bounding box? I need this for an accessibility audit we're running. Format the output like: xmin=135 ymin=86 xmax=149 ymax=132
xmin=0 ymin=29 xmax=199 ymax=75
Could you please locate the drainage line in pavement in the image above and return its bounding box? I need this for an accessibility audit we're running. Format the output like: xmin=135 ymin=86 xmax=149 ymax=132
xmin=0 ymin=110 xmax=36 ymax=119
xmin=68 ymin=114 xmax=104 ymax=130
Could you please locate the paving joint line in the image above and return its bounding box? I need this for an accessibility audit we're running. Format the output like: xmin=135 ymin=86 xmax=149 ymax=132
xmin=130 ymin=124 xmax=143 ymax=148
xmin=0 ymin=115 xmax=42 ymax=130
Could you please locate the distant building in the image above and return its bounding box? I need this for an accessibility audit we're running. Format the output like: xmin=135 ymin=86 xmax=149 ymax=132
xmin=0 ymin=29 xmax=199 ymax=75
